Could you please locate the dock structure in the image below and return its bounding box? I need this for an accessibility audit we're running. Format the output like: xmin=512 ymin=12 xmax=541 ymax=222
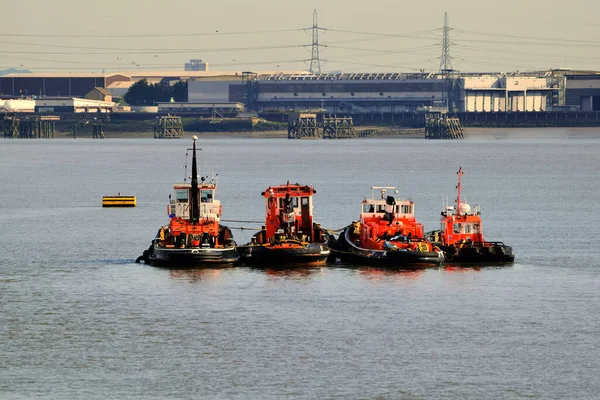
xmin=424 ymin=112 xmax=464 ymax=139
xmin=3 ymin=115 xmax=59 ymax=138
xmin=154 ymin=115 xmax=185 ymax=139
xmin=322 ymin=115 xmax=357 ymax=139
xmin=288 ymin=113 xmax=320 ymax=139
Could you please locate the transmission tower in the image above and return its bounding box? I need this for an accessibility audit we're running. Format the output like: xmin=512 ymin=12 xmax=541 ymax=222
xmin=309 ymin=9 xmax=323 ymax=74
xmin=439 ymin=12 xmax=453 ymax=72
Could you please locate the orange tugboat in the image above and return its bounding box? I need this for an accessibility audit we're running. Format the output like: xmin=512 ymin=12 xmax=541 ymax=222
xmin=238 ymin=182 xmax=330 ymax=266
xmin=331 ymin=187 xmax=444 ymax=267
xmin=136 ymin=136 xmax=238 ymax=267
xmin=427 ymin=167 xmax=515 ymax=263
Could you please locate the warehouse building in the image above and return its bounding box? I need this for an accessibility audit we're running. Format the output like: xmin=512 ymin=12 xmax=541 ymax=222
xmin=563 ymin=72 xmax=600 ymax=111
xmin=0 ymin=73 xmax=130 ymax=97
xmin=459 ymin=75 xmax=557 ymax=112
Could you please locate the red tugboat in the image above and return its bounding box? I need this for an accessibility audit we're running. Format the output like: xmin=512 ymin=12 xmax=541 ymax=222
xmin=428 ymin=167 xmax=515 ymax=263
xmin=238 ymin=182 xmax=330 ymax=266
xmin=136 ymin=136 xmax=238 ymax=267
xmin=331 ymin=187 xmax=444 ymax=268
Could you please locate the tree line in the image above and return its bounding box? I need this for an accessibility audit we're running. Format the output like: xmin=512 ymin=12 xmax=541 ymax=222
xmin=124 ymin=79 xmax=187 ymax=106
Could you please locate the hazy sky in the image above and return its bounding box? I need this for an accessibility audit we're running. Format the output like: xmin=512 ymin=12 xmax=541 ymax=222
xmin=1 ymin=0 xmax=599 ymax=74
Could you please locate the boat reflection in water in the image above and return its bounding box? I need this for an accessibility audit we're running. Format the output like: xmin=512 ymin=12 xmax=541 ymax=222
xmin=168 ymin=267 xmax=230 ymax=282
xmin=356 ymin=267 xmax=426 ymax=281
xmin=253 ymin=265 xmax=325 ymax=280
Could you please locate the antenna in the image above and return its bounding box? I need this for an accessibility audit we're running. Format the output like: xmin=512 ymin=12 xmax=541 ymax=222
xmin=439 ymin=12 xmax=452 ymax=72
xmin=309 ymin=9 xmax=323 ymax=74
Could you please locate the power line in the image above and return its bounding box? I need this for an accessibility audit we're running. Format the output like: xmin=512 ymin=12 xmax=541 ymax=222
xmin=0 ymin=28 xmax=303 ymax=39
xmin=454 ymin=28 xmax=600 ymax=45
xmin=325 ymin=27 xmax=441 ymax=39
xmin=0 ymin=44 xmax=306 ymax=56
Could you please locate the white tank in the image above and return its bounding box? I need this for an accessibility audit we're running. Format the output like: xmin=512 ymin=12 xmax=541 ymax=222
xmin=459 ymin=203 xmax=471 ymax=214
xmin=1 ymin=99 xmax=35 ymax=112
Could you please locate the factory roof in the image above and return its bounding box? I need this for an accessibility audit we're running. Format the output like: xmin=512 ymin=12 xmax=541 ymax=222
xmin=1 ymin=73 xmax=129 ymax=78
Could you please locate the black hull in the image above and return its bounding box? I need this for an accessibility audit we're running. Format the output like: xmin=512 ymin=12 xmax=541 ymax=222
xmin=239 ymin=243 xmax=330 ymax=266
xmin=330 ymin=227 xmax=444 ymax=268
xmin=440 ymin=244 xmax=515 ymax=264
xmin=147 ymin=245 xmax=239 ymax=268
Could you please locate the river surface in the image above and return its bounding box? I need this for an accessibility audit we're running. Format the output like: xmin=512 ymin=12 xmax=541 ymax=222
xmin=1 ymin=128 xmax=599 ymax=399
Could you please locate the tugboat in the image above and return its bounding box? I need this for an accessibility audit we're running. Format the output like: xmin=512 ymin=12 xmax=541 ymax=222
xmin=238 ymin=182 xmax=330 ymax=266
xmin=427 ymin=167 xmax=515 ymax=263
xmin=331 ymin=186 xmax=444 ymax=268
xmin=136 ymin=136 xmax=238 ymax=267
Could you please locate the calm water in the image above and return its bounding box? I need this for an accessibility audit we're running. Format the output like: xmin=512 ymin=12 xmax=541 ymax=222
xmin=1 ymin=128 xmax=599 ymax=399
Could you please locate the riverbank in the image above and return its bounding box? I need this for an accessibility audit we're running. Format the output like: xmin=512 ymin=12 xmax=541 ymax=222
xmin=53 ymin=125 xmax=426 ymax=139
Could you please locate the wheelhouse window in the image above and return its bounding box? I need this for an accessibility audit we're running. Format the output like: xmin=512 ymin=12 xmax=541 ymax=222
xmin=465 ymin=224 xmax=472 ymax=234
xmin=200 ymin=190 xmax=213 ymax=203
xmin=453 ymin=223 xmax=461 ymax=234
xmin=175 ymin=190 xmax=188 ymax=203
xmin=301 ymin=197 xmax=309 ymax=206
xmin=401 ymin=205 xmax=413 ymax=214
xmin=377 ymin=204 xmax=386 ymax=213
xmin=363 ymin=204 xmax=375 ymax=213
xmin=279 ymin=197 xmax=299 ymax=208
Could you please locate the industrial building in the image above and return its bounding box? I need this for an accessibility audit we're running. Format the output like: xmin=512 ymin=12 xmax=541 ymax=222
xmin=458 ymin=76 xmax=558 ymax=112
xmin=35 ymin=98 xmax=115 ymax=113
xmin=185 ymin=59 xmax=209 ymax=71
xmin=563 ymin=72 xmax=600 ymax=111
xmin=2 ymin=69 xmax=599 ymax=115
xmin=157 ymin=102 xmax=244 ymax=116
xmin=188 ymin=72 xmax=447 ymax=113
xmin=0 ymin=73 xmax=130 ymax=97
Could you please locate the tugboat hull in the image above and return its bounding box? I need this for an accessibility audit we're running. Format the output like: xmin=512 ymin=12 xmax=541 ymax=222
xmin=239 ymin=242 xmax=330 ymax=266
xmin=440 ymin=244 xmax=515 ymax=263
xmin=332 ymin=227 xmax=444 ymax=268
xmin=146 ymin=244 xmax=239 ymax=268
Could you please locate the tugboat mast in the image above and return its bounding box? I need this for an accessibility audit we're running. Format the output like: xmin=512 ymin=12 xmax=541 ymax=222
xmin=190 ymin=135 xmax=199 ymax=224
xmin=456 ymin=167 xmax=463 ymax=216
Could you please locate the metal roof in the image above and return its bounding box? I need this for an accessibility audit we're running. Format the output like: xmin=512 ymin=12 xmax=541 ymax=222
xmin=1 ymin=73 xmax=129 ymax=78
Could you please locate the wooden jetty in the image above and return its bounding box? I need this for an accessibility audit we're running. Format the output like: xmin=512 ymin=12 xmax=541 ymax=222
xmin=424 ymin=112 xmax=464 ymax=139
xmin=288 ymin=113 xmax=357 ymax=139
xmin=3 ymin=115 xmax=59 ymax=138
xmin=154 ymin=115 xmax=184 ymax=139
xmin=322 ymin=115 xmax=357 ymax=139
xmin=288 ymin=113 xmax=320 ymax=139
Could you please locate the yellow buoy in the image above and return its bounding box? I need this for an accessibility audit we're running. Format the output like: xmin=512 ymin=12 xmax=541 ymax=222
xmin=102 ymin=194 xmax=136 ymax=207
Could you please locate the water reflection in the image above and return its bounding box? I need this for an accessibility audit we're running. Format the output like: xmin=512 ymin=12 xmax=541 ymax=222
xmin=357 ymin=267 xmax=426 ymax=280
xmin=443 ymin=263 xmax=514 ymax=272
xmin=444 ymin=265 xmax=483 ymax=273
xmin=168 ymin=268 xmax=229 ymax=282
xmin=250 ymin=265 xmax=324 ymax=280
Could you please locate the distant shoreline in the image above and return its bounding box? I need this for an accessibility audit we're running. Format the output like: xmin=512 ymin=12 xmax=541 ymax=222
xmin=54 ymin=126 xmax=427 ymax=139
